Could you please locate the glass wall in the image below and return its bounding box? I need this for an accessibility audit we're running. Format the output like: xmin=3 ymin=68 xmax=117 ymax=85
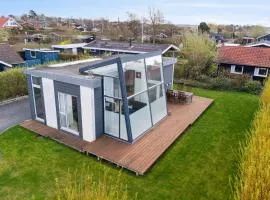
xmin=101 ymin=69 xmax=127 ymax=140
xmin=149 ymin=83 xmax=167 ymax=125
xmin=122 ymin=56 xmax=167 ymax=141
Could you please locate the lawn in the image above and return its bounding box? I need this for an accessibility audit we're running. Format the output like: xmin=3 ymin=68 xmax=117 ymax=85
xmin=0 ymin=88 xmax=259 ymax=200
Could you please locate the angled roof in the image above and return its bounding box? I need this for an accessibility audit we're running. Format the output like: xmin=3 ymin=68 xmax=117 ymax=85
xmin=257 ymin=33 xmax=270 ymax=40
xmin=0 ymin=44 xmax=24 ymax=66
xmin=246 ymin=41 xmax=270 ymax=47
xmin=83 ymin=40 xmax=180 ymax=54
xmin=217 ymin=46 xmax=270 ymax=68
xmin=0 ymin=17 xmax=8 ymax=28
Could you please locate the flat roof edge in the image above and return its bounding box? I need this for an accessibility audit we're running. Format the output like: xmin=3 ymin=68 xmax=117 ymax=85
xmin=25 ymin=69 xmax=101 ymax=88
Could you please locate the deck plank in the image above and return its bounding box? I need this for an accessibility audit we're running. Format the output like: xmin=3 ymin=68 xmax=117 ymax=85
xmin=21 ymin=96 xmax=213 ymax=175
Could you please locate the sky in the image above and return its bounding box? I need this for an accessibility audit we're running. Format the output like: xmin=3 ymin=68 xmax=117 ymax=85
xmin=1 ymin=0 xmax=270 ymax=26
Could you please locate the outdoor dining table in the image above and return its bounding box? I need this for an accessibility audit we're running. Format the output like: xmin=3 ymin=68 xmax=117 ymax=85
xmin=167 ymin=90 xmax=193 ymax=104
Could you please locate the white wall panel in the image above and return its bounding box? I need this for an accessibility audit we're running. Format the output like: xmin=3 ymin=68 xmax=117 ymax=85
xmin=42 ymin=78 xmax=57 ymax=128
xmin=80 ymin=86 xmax=96 ymax=142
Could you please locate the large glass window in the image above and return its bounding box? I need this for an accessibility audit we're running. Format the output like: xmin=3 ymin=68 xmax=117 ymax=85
xmin=123 ymin=59 xmax=147 ymax=97
xmin=149 ymin=84 xmax=167 ymax=125
xmin=32 ymin=76 xmax=45 ymax=122
xmin=128 ymin=91 xmax=152 ymax=140
xmin=58 ymin=92 xmax=79 ymax=135
xmin=145 ymin=56 xmax=163 ymax=87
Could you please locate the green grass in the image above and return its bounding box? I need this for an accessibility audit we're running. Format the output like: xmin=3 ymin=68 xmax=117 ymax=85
xmin=0 ymin=88 xmax=259 ymax=200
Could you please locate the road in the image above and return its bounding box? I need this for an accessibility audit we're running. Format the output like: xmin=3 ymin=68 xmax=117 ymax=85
xmin=0 ymin=98 xmax=31 ymax=133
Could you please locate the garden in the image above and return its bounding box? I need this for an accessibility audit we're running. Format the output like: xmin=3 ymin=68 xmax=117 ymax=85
xmin=0 ymin=87 xmax=260 ymax=199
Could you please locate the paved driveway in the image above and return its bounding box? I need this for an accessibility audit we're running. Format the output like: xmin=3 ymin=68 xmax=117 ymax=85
xmin=0 ymin=98 xmax=31 ymax=133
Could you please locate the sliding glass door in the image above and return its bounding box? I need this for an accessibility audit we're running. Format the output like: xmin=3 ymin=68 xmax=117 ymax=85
xmin=32 ymin=76 xmax=45 ymax=122
xmin=58 ymin=92 xmax=79 ymax=136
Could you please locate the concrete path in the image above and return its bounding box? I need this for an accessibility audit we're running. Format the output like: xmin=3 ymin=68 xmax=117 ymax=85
xmin=0 ymin=98 xmax=31 ymax=133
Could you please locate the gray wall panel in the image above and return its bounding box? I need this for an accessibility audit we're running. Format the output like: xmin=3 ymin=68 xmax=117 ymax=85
xmin=94 ymin=87 xmax=104 ymax=138
xmin=54 ymin=81 xmax=83 ymax=138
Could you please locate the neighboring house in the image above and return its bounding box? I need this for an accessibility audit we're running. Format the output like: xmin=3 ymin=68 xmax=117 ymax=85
xmin=52 ymin=43 xmax=87 ymax=55
xmin=25 ymin=52 xmax=176 ymax=143
xmin=0 ymin=17 xmax=22 ymax=29
xmin=23 ymin=48 xmax=60 ymax=67
xmin=217 ymin=46 xmax=270 ymax=82
xmin=210 ymin=33 xmax=224 ymax=43
xmin=0 ymin=44 xmax=24 ymax=71
xmin=241 ymin=37 xmax=255 ymax=44
xmin=256 ymin=33 xmax=270 ymax=42
xmin=83 ymin=39 xmax=180 ymax=56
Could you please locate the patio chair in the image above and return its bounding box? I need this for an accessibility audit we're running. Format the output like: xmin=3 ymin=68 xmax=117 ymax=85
xmin=166 ymin=90 xmax=175 ymax=103
xmin=177 ymin=91 xmax=186 ymax=104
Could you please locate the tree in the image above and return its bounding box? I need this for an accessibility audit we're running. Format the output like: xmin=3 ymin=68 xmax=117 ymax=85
xmin=148 ymin=7 xmax=164 ymax=44
xmin=198 ymin=22 xmax=210 ymax=34
xmin=126 ymin=12 xmax=140 ymax=39
xmin=0 ymin=29 xmax=10 ymax=42
xmin=29 ymin=10 xmax=38 ymax=19
xmin=181 ymin=32 xmax=216 ymax=78
xmin=249 ymin=25 xmax=266 ymax=38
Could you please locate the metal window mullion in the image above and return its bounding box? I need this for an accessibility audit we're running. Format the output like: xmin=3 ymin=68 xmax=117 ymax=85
xmin=117 ymin=58 xmax=133 ymax=143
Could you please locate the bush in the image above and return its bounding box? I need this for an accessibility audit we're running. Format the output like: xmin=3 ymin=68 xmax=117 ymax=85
xmin=0 ymin=68 xmax=27 ymax=101
xmin=175 ymin=75 xmax=263 ymax=95
xmin=211 ymin=76 xmax=232 ymax=90
xmin=243 ymin=80 xmax=263 ymax=95
xmin=233 ymin=78 xmax=270 ymax=200
xmin=59 ymin=53 xmax=91 ymax=61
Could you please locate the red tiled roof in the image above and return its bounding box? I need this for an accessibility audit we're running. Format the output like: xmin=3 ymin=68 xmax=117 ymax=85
xmin=0 ymin=17 xmax=8 ymax=28
xmin=217 ymin=46 xmax=270 ymax=68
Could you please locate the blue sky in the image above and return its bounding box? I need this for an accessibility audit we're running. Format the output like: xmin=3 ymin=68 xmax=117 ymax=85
xmin=1 ymin=0 xmax=270 ymax=26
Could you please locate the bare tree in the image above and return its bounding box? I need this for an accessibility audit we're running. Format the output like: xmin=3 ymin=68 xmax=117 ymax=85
xmin=126 ymin=12 xmax=140 ymax=40
xmin=148 ymin=7 xmax=164 ymax=44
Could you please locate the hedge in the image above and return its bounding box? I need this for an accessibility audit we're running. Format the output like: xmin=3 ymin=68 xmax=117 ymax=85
xmin=0 ymin=68 xmax=27 ymax=101
xmin=233 ymin=78 xmax=270 ymax=200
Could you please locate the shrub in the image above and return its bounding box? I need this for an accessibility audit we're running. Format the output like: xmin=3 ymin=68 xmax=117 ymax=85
xmin=55 ymin=167 xmax=133 ymax=200
xmin=211 ymin=76 xmax=232 ymax=90
xmin=233 ymin=78 xmax=270 ymax=200
xmin=243 ymin=80 xmax=263 ymax=95
xmin=0 ymin=68 xmax=27 ymax=101
xmin=59 ymin=53 xmax=91 ymax=61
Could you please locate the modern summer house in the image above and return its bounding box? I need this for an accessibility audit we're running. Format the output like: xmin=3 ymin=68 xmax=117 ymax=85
xmin=217 ymin=46 xmax=270 ymax=81
xmin=25 ymin=51 xmax=176 ymax=143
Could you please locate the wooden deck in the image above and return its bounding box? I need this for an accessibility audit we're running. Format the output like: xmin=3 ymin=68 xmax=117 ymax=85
xmin=21 ymin=96 xmax=213 ymax=175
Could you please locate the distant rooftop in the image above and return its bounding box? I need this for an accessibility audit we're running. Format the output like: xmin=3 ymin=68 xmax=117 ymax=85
xmin=0 ymin=44 xmax=24 ymax=66
xmin=84 ymin=40 xmax=180 ymax=54
xmin=52 ymin=43 xmax=87 ymax=49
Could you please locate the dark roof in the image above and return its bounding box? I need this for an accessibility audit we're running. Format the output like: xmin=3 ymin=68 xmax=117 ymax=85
xmin=217 ymin=46 xmax=270 ymax=68
xmin=84 ymin=40 xmax=179 ymax=54
xmin=257 ymin=33 xmax=270 ymax=40
xmin=0 ymin=44 xmax=24 ymax=66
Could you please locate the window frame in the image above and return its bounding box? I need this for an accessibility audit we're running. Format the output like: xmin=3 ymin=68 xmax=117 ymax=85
xmin=254 ymin=67 xmax=268 ymax=77
xmin=231 ymin=65 xmax=244 ymax=74
xmin=30 ymin=50 xmax=36 ymax=58
xmin=31 ymin=76 xmax=44 ymax=123
xmin=58 ymin=92 xmax=80 ymax=136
